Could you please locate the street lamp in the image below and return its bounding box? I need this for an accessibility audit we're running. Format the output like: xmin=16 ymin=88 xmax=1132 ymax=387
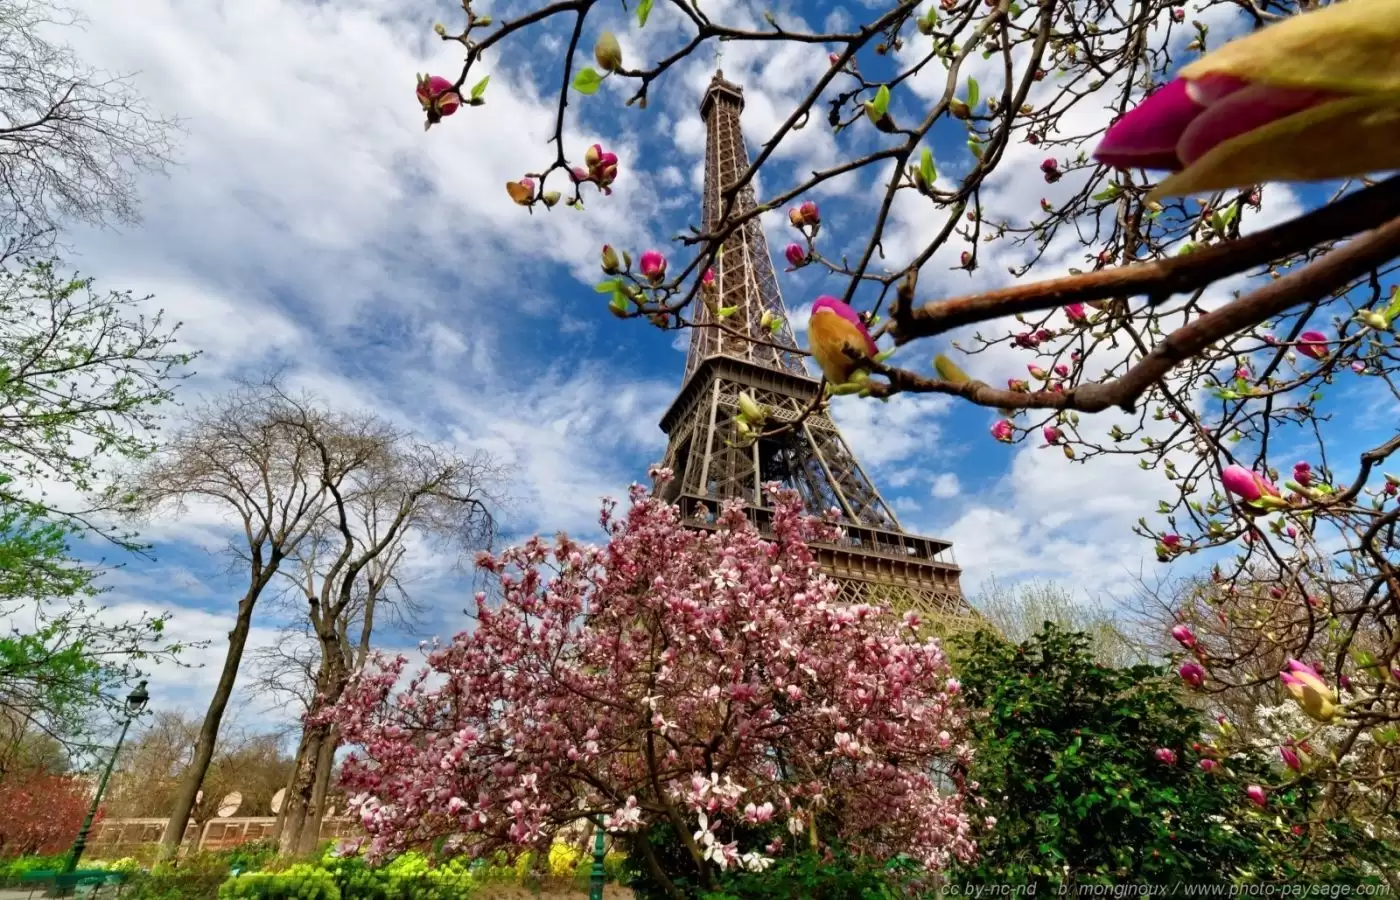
xmin=588 ymin=817 xmax=608 ymax=900
xmin=62 ymin=680 xmax=150 ymax=875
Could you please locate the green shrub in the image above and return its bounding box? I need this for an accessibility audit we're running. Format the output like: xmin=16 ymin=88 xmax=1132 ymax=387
xmin=701 ymin=847 xmax=932 ymax=900
xmin=0 ymin=854 xmax=67 ymax=879
xmin=217 ymin=864 xmax=339 ymax=900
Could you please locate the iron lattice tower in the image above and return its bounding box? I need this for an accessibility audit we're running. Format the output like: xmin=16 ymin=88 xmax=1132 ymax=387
xmin=655 ymin=70 xmax=966 ymax=617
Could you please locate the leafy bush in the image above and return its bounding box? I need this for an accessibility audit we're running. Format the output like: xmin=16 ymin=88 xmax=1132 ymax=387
xmin=950 ymin=624 xmax=1399 ymax=885
xmin=0 ymin=854 xmax=67 ymax=880
xmin=701 ymin=847 xmax=933 ymax=900
xmin=217 ymin=864 xmax=339 ymax=900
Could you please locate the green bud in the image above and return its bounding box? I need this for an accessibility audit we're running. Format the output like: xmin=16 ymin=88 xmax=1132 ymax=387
xmin=594 ymin=32 xmax=623 ymax=72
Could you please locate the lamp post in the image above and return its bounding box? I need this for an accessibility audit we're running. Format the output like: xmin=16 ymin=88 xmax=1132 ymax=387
xmin=588 ymin=818 xmax=607 ymax=900
xmin=62 ymin=680 xmax=150 ymax=875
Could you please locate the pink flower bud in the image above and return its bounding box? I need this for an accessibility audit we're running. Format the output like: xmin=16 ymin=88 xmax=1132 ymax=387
xmin=1040 ymin=198 xmax=1054 ymax=212
xmin=1035 ymin=329 xmax=1054 ymax=342
xmin=1171 ymin=7 xmax=1185 ymax=21
xmin=1199 ymin=759 xmax=1219 ymax=773
xmin=799 ymin=200 xmax=821 ymax=226
xmin=1352 ymin=361 xmax=1366 ymax=374
xmin=1171 ymin=624 xmax=1196 ymax=649
xmin=639 ymin=250 xmax=667 ymax=284
xmin=1053 ymin=364 xmax=1069 ymax=377
xmin=1040 ymin=158 xmax=1058 ymax=172
xmin=1154 ymin=748 xmax=1177 ymax=766
xmin=828 ymin=53 xmax=841 ymax=67
xmin=1042 ymin=425 xmax=1061 ymax=444
xmin=1162 ymin=534 xmax=1181 ymax=549
xmin=1292 ymin=461 xmax=1312 ymax=487
xmin=416 ymin=75 xmax=462 ymax=122
xmin=1179 ymin=661 xmax=1205 ymax=687
xmin=585 ymin=143 xmax=602 ymax=169
xmin=1040 ymin=158 xmax=1061 ymax=183
xmin=784 ymin=243 xmax=807 ymax=268
xmin=1279 ymin=745 xmax=1301 ymax=771
xmin=1297 ymin=331 xmax=1329 ymax=360
xmin=702 ymin=267 xmax=715 ymax=286
xmin=1028 ymin=364 xmax=1048 ymax=380
xmin=991 ymin=420 xmax=1014 ymax=443
xmin=1013 ymin=332 xmax=1040 ymax=349
xmin=1246 ymin=785 xmax=1267 ymax=808
xmin=1221 ymin=464 xmax=1278 ymax=502
xmin=1234 ymin=366 xmax=1250 ymax=380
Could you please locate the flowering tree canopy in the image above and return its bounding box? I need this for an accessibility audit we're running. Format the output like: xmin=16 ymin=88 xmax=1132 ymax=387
xmin=329 ymin=473 xmax=974 ymax=892
xmin=407 ymin=0 xmax=1400 ymax=808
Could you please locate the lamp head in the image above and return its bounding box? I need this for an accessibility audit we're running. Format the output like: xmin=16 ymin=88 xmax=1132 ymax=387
xmin=126 ymin=680 xmax=150 ymax=716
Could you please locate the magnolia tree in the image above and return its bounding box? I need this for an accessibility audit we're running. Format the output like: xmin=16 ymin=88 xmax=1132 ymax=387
xmin=329 ymin=473 xmax=975 ymax=893
xmin=408 ymin=0 xmax=1400 ymax=810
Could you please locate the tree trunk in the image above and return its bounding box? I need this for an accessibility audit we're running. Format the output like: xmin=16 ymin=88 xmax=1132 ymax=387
xmin=270 ymin=727 xmax=313 ymax=845
xmin=295 ymin=725 xmax=339 ymax=854
xmin=156 ymin=592 xmax=259 ymax=862
xmin=276 ymin=723 xmax=323 ymax=855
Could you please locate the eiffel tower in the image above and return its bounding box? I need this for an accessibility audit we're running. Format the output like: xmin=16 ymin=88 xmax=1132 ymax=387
xmin=655 ymin=70 xmax=966 ymax=617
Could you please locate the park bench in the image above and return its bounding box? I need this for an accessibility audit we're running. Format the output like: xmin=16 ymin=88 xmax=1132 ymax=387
xmin=15 ymin=870 xmax=128 ymax=897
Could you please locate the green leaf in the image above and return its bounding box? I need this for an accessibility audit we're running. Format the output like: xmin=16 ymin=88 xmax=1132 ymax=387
xmin=470 ymin=75 xmax=490 ymax=100
xmin=967 ymin=138 xmax=983 ymax=159
xmin=594 ymin=279 xmax=620 ymax=294
xmin=871 ymin=84 xmax=891 ymax=118
xmin=919 ymin=147 xmax=936 ymax=186
xmin=637 ymin=0 xmax=654 ymax=26
xmin=966 ymin=77 xmax=980 ymax=109
xmin=1385 ymin=285 xmax=1400 ymax=322
xmin=1091 ymin=184 xmax=1120 ymax=202
xmin=571 ymin=67 xmax=604 ymax=95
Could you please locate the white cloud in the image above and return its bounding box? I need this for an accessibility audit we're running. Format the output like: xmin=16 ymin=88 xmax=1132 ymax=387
xmin=930 ymin=473 xmax=960 ymax=498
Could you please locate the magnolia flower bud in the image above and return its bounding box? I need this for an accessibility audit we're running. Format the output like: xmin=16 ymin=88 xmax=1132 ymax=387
xmin=594 ymin=32 xmax=623 ymax=72
xmin=506 ymin=179 xmax=534 ymax=206
xmin=639 ymin=250 xmax=667 ymax=284
xmin=948 ymin=99 xmax=970 ymax=119
xmin=737 ymin=392 xmax=766 ymax=424
xmin=784 ymin=243 xmax=807 ymax=268
xmin=990 ymin=420 xmax=1014 ymax=443
xmin=799 ymin=201 xmax=820 ymax=226
xmin=601 ymin=245 xmax=621 ymax=273
xmin=1153 ymin=748 xmax=1177 ymax=766
xmin=1246 ymin=785 xmax=1267 ymax=808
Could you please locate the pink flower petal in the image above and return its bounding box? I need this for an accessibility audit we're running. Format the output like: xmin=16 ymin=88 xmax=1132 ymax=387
xmin=1094 ymin=79 xmax=1205 ymax=170
xmin=1177 ymin=82 xmax=1339 ymax=167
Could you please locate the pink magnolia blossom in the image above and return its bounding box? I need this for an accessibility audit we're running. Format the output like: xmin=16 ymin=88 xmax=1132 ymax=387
xmin=991 ymin=420 xmax=1014 ymax=443
xmin=639 ymin=250 xmax=667 ymax=284
xmin=799 ymin=200 xmax=821 ymax=226
xmin=1042 ymin=426 xmax=1061 ymax=445
xmin=1220 ymin=465 xmax=1279 ymax=503
xmin=1153 ymin=748 xmax=1177 ymax=766
xmin=1246 ymin=785 xmax=1267 ymax=808
xmin=784 ymin=243 xmax=807 ymax=268
xmin=1170 ymin=624 xmax=1196 ymax=649
xmin=582 ymin=144 xmax=620 ymax=193
xmin=1199 ymin=759 xmax=1219 ymax=773
xmin=328 ymin=475 xmax=976 ymax=873
xmin=1279 ymin=745 xmax=1302 ymax=772
xmin=416 ymin=75 xmax=461 ymax=126
xmin=1064 ymin=303 xmax=1087 ymax=324
xmin=1162 ymin=534 xmax=1182 ymax=549
xmin=1179 ymin=661 xmax=1206 ymax=688
xmin=1297 ymin=331 xmax=1330 ymax=360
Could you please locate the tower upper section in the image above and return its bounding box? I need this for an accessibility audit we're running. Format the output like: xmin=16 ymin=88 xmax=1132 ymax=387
xmin=682 ymin=71 xmax=811 ymax=384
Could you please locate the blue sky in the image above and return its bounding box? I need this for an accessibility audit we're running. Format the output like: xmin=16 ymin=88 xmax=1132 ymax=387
xmin=39 ymin=0 xmax=1394 ymax=735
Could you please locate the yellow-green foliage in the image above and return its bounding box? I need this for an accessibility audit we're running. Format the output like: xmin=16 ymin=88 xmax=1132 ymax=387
xmin=217 ymin=864 xmax=339 ymax=900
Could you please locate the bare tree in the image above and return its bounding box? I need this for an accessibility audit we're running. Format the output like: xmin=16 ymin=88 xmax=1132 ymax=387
xmin=118 ymin=378 xmax=390 ymax=862
xmin=104 ymin=708 xmax=293 ymax=830
xmin=970 ymin=576 xmax=1145 ymax=668
xmin=273 ymin=434 xmax=508 ymax=854
xmin=0 ymin=0 xmax=178 ymax=259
